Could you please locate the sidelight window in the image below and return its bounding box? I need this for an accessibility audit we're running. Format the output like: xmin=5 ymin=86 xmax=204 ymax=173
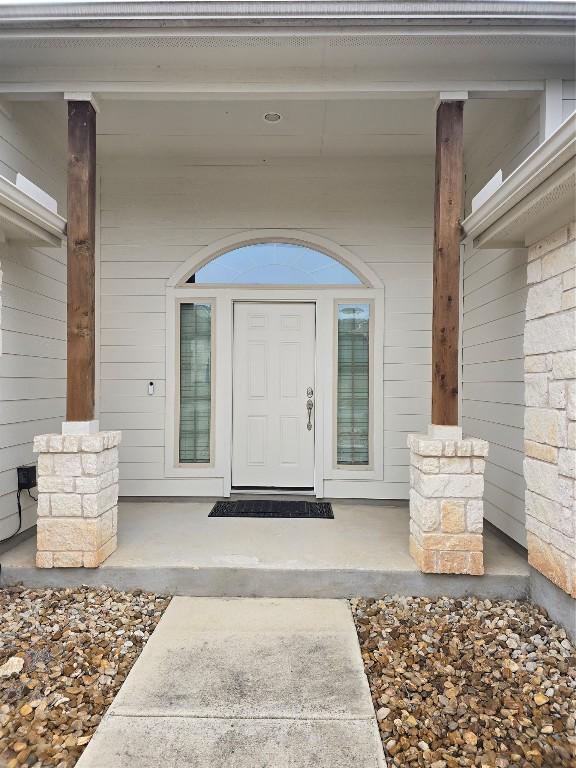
xmin=336 ymin=303 xmax=371 ymax=466
xmin=179 ymin=302 xmax=213 ymax=464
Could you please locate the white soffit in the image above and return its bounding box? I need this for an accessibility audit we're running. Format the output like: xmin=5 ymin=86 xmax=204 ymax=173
xmin=462 ymin=113 xmax=576 ymax=249
xmin=0 ymin=174 xmax=66 ymax=246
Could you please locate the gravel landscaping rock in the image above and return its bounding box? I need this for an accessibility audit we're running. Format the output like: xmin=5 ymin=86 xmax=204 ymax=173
xmin=0 ymin=586 xmax=170 ymax=767
xmin=352 ymin=596 xmax=576 ymax=768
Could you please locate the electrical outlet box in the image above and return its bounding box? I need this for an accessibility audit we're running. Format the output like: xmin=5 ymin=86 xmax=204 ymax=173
xmin=17 ymin=465 xmax=37 ymax=491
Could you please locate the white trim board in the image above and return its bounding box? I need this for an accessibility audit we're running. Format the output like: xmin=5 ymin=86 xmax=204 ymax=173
xmin=0 ymin=173 xmax=66 ymax=246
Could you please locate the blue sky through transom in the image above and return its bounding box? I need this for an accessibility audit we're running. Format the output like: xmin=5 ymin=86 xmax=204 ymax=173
xmin=194 ymin=242 xmax=362 ymax=285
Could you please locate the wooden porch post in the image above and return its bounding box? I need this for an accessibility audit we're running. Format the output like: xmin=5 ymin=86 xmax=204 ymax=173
xmin=67 ymin=100 xmax=96 ymax=422
xmin=431 ymin=99 xmax=464 ymax=427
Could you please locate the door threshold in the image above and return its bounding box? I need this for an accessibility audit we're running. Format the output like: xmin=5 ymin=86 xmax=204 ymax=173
xmin=231 ymin=487 xmax=316 ymax=497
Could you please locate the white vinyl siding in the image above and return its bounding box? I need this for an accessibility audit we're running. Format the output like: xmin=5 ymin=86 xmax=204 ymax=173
xmin=461 ymin=243 xmax=527 ymax=546
xmin=99 ymin=156 xmax=434 ymax=498
xmin=0 ymin=103 xmax=66 ymax=539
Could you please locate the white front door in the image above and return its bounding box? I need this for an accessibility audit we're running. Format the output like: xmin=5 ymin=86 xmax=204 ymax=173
xmin=232 ymin=302 xmax=316 ymax=488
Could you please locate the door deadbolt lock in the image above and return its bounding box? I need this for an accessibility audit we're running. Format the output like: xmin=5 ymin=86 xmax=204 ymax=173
xmin=306 ymin=387 xmax=314 ymax=397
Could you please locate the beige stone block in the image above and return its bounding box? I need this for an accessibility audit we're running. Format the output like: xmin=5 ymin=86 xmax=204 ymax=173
xmin=409 ymin=490 xmax=440 ymax=532
xmin=420 ymin=532 xmax=483 ymax=552
xmin=435 ymin=550 xmax=484 ymax=575
xmin=439 ymin=457 xmax=470 ymax=474
xmin=38 ymin=476 xmax=75 ymax=494
xmin=526 ymin=490 xmax=561 ymax=527
xmin=526 ymin=275 xmax=563 ymax=320
xmin=415 ymin=472 xmax=484 ymax=499
xmin=409 ymin=535 xmax=436 ymax=573
xmin=548 ymin=381 xmax=567 ymax=409
xmin=50 ymin=493 xmax=82 ymax=517
xmin=562 ymin=288 xmax=576 ymax=310
xmin=563 ymin=267 xmax=576 ymax=291
xmin=524 ymin=457 xmax=573 ymax=506
xmin=53 ymin=453 xmax=83 ymax=477
xmin=527 ymin=532 xmax=575 ymax=597
xmin=525 ymin=407 xmax=567 ymax=447
xmin=468 ymin=552 xmax=485 ymax=576
xmin=524 ymin=440 xmax=558 ymax=463
xmin=525 ymin=355 xmax=548 ymax=373
xmin=37 ymin=517 xmax=108 ymax=553
xmin=525 ymin=311 xmax=576 ymax=355
xmin=37 ymin=454 xmax=53 ymax=476
xmin=83 ymin=535 xmax=117 ymax=568
xmin=48 ymin=435 xmax=64 ymax=452
xmin=527 ymin=514 xmax=575 ymax=556
xmin=525 ymin=373 xmax=549 ymax=407
xmin=53 ymin=551 xmax=83 ymax=568
xmin=411 ymin=454 xmax=439 ymax=473
xmin=81 ymin=447 xmax=119 ymax=477
xmin=408 ymin=435 xmax=443 ymax=456
xmin=472 ymin=458 xmax=486 ymax=473
xmin=466 ymin=500 xmax=484 ymax=533
xmin=100 ymin=507 xmax=117 ymax=541
xmin=541 ymin=241 xmax=576 ymax=280
xmin=528 ymin=226 xmax=568 ymax=261
xmin=568 ymin=422 xmax=576 ymax=449
xmin=62 ymin=435 xmax=80 ymax=452
xmin=440 ymin=500 xmax=466 ymax=533
xmin=567 ymin=381 xmax=576 ymax=421
xmin=33 ymin=434 xmax=50 ymax=453
xmin=80 ymin=434 xmax=105 ymax=453
xmin=36 ymin=551 xmax=53 ymax=568
xmin=36 ymin=494 xmax=50 ymax=516
xmin=456 ymin=441 xmax=473 ymax=457
xmin=442 ymin=441 xmax=456 ymax=457
xmin=103 ymin=431 xmax=122 ymax=449
xmin=471 ymin=439 xmax=489 ymax=458
xmin=82 ymin=484 xmax=119 ymax=517
xmin=552 ymin=351 xmax=576 ymax=379
xmin=558 ymin=449 xmax=576 ymax=479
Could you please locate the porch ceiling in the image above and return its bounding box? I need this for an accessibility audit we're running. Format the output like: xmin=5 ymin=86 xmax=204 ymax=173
xmin=31 ymin=95 xmax=538 ymax=162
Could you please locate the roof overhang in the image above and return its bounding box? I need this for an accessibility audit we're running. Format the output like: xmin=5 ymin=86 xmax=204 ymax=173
xmin=462 ymin=113 xmax=576 ymax=249
xmin=0 ymin=1 xmax=574 ymax=33
xmin=0 ymin=175 xmax=67 ymax=246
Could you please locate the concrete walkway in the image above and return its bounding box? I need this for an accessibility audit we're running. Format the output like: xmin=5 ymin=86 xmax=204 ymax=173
xmin=76 ymin=597 xmax=386 ymax=768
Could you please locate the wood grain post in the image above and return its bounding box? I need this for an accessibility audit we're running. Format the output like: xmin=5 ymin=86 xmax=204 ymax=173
xmin=67 ymin=101 xmax=96 ymax=422
xmin=431 ymin=100 xmax=464 ymax=427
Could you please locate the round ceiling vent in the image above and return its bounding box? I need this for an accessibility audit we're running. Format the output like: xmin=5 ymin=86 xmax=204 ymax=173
xmin=263 ymin=112 xmax=282 ymax=123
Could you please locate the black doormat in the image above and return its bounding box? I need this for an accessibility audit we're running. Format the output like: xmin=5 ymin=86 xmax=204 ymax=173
xmin=209 ymin=500 xmax=333 ymax=519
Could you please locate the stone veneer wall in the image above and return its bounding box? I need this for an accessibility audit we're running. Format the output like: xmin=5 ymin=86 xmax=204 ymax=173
xmin=524 ymin=222 xmax=576 ymax=597
xmin=33 ymin=431 xmax=120 ymax=568
xmin=408 ymin=434 xmax=489 ymax=575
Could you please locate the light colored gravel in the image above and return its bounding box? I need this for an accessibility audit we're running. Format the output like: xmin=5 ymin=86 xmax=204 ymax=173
xmin=0 ymin=586 xmax=170 ymax=768
xmin=352 ymin=596 xmax=576 ymax=768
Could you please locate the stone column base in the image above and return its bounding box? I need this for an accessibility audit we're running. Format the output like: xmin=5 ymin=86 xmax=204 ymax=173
xmin=408 ymin=433 xmax=489 ymax=575
xmin=33 ymin=431 xmax=121 ymax=568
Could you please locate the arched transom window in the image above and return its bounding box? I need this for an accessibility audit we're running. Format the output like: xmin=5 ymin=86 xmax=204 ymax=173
xmin=189 ymin=242 xmax=362 ymax=285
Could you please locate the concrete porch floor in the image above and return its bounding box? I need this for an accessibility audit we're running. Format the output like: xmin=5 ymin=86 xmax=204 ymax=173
xmin=0 ymin=500 xmax=529 ymax=599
